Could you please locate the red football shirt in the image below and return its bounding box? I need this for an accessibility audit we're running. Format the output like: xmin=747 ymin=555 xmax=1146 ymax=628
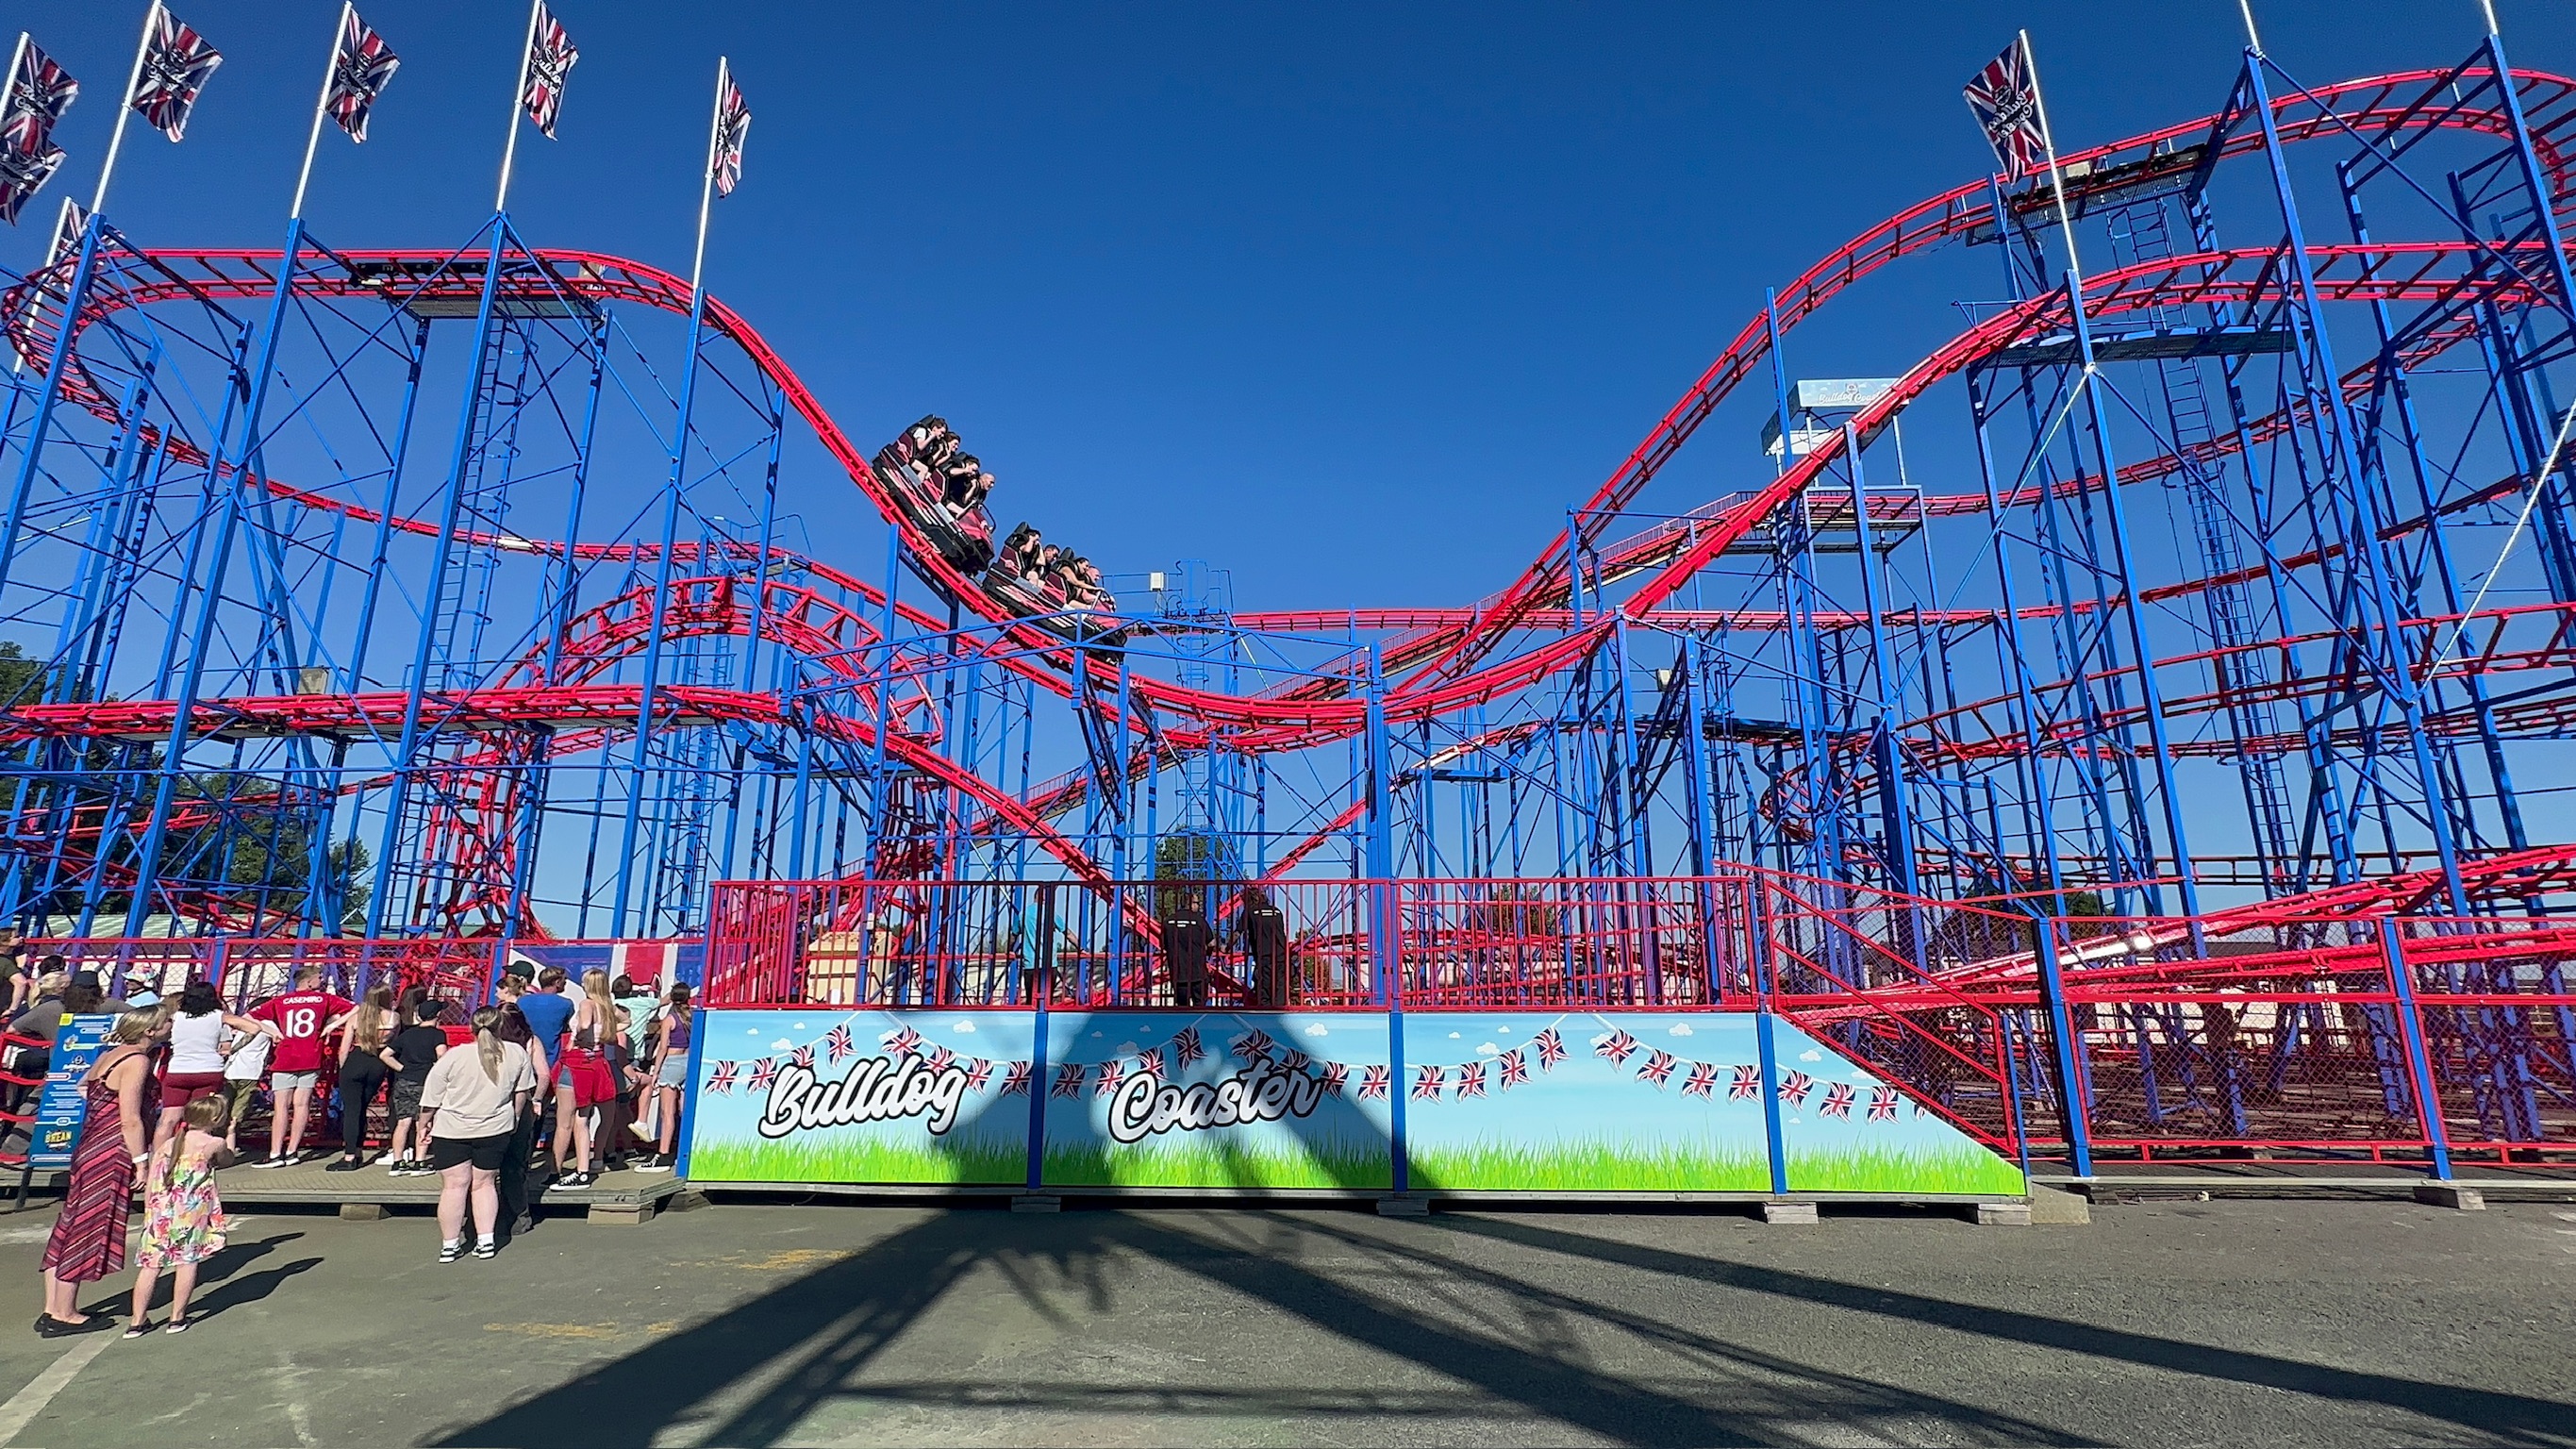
xmin=249 ymin=991 xmax=355 ymax=1073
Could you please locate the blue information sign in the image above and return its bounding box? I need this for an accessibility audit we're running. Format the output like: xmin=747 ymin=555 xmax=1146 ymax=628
xmin=29 ymin=1015 xmax=115 ymax=1171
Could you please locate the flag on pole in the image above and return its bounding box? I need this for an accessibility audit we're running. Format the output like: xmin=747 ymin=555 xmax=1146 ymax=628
xmin=0 ymin=141 xmax=62 ymax=226
xmin=1 ymin=39 xmax=78 ymax=156
xmin=324 ymin=8 xmax=400 ymax=142
xmin=129 ymin=8 xmax=224 ymax=142
xmin=39 ymin=195 xmax=83 ymax=272
xmin=1962 ymin=40 xmax=2048 ymax=183
xmin=521 ymin=4 xmax=578 ymax=139
xmin=712 ymin=72 xmax=750 ymax=197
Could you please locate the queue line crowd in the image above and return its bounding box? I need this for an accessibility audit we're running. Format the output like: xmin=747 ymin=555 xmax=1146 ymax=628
xmin=6 ymin=947 xmax=697 ymax=1340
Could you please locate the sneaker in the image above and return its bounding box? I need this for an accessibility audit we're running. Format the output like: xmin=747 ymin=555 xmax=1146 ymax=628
xmin=473 ymin=1240 xmax=498 ymax=1260
xmin=324 ymin=1159 xmax=360 ymax=1174
xmin=438 ymin=1241 xmax=465 ymax=1264
xmin=164 ymin=1317 xmax=191 ymax=1335
xmin=255 ymin=1155 xmax=289 ymax=1170
xmin=120 ymin=1320 xmax=157 ymax=1340
xmin=625 ymin=1121 xmax=655 ymax=1142
xmin=636 ymin=1154 xmax=673 ymax=1174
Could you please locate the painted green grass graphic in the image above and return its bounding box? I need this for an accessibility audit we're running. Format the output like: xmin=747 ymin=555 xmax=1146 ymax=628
xmin=1406 ymin=1138 xmax=1770 ymax=1192
xmin=1785 ymin=1143 xmax=2026 ymax=1195
xmin=688 ymin=1133 xmax=1026 ymax=1185
xmin=1040 ymin=1138 xmax=1392 ymax=1190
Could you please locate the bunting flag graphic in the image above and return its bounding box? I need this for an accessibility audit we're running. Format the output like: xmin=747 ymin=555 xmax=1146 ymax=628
xmin=1000 ymin=1059 xmax=1033 ymax=1096
xmin=2 ymin=39 xmax=78 ymax=155
xmin=1963 ymin=39 xmax=2048 ymax=183
xmin=1868 ymin=1085 xmax=1900 ymax=1122
xmin=129 ymin=7 xmax=224 ymax=142
xmin=1231 ymin=1028 xmax=1275 ymax=1062
xmin=789 ymin=1042 xmax=814 ymax=1071
xmin=1358 ymin=1064 xmax=1390 ymax=1100
xmin=884 ymin=1025 xmax=923 ymax=1056
xmin=1050 ymin=1062 xmax=1086 ymax=1098
xmin=823 ymin=1024 xmax=855 ymax=1063
xmin=1595 ymin=1029 xmax=1638 ymax=1067
xmin=1682 ymin=1061 xmax=1720 ymax=1099
xmin=1410 ymin=1064 xmax=1443 ymax=1102
xmin=1729 ymin=1064 xmax=1762 ymax=1100
xmin=1638 ymin=1049 xmax=1677 ymax=1088
xmin=1534 ymin=1028 xmax=1565 ymax=1069
xmin=1820 ymin=1082 xmax=1856 ymax=1118
xmin=520 ymin=2 xmax=578 ymax=138
xmin=1093 ymin=1058 xmax=1123 ymax=1097
xmin=922 ymin=1044 xmax=956 ymax=1074
xmin=705 ymin=1060 xmax=738 ymax=1094
xmin=962 ymin=1058 xmax=994 ymax=1091
xmin=323 ymin=8 xmax=400 ymax=142
xmin=1455 ymin=1059 xmax=1487 ymax=1099
xmin=1321 ymin=1061 xmax=1349 ymax=1095
xmin=745 ymin=1058 xmax=779 ymax=1094
xmin=1135 ymin=1047 xmax=1165 ymax=1080
xmin=711 ymin=68 xmax=749 ymax=196
xmin=1172 ymin=1026 xmax=1205 ymax=1069
xmin=1280 ymin=1048 xmax=1310 ymax=1074
xmin=1778 ymin=1070 xmax=1814 ymax=1107
xmin=1498 ymin=1050 xmax=1529 ymax=1089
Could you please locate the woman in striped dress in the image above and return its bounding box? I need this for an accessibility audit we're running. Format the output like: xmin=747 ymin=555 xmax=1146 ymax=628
xmin=37 ymin=1011 xmax=159 ymax=1336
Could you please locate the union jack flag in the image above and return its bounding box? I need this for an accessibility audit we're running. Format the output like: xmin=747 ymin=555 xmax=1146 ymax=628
xmin=1595 ymin=1030 xmax=1638 ymax=1067
xmin=1172 ymin=1027 xmax=1205 ymax=1069
xmin=823 ymin=1025 xmax=855 ymax=1064
xmin=711 ymin=68 xmax=749 ymax=197
xmin=1000 ymin=1059 xmax=1033 ymax=1095
xmin=2 ymin=39 xmax=78 ymax=156
xmin=323 ymin=8 xmax=399 ymax=142
xmin=964 ymin=1058 xmax=994 ymax=1091
xmin=1321 ymin=1061 xmax=1349 ymax=1095
xmin=1455 ymin=1059 xmax=1487 ymax=1099
xmin=519 ymin=2 xmax=578 ymax=139
xmin=1778 ymin=1070 xmax=1814 ymax=1107
xmin=1358 ymin=1064 xmax=1389 ymax=1100
xmin=1638 ymin=1050 xmax=1677 ymax=1088
xmin=1820 ymin=1082 xmax=1856 ymax=1118
xmin=1094 ymin=1058 xmax=1123 ymax=1096
xmin=790 ymin=1043 xmax=815 ymax=1071
xmin=1136 ymin=1047 xmax=1165 ymax=1080
xmin=1281 ymin=1049 xmax=1310 ymax=1074
xmin=1232 ymin=1028 xmax=1275 ymax=1062
xmin=1534 ymin=1029 xmax=1565 ymax=1070
xmin=0 ymin=146 xmax=65 ymax=229
xmin=884 ymin=1025 xmax=923 ymax=1057
xmin=1498 ymin=1050 xmax=1528 ymax=1090
xmin=1963 ymin=38 xmax=2049 ymax=183
xmin=1869 ymin=1085 xmax=1900 ymax=1122
xmin=923 ymin=1044 xmax=956 ymax=1074
xmin=1410 ymin=1064 xmax=1443 ymax=1101
xmin=1051 ymin=1062 xmax=1086 ymax=1098
xmin=746 ymin=1058 xmax=779 ymax=1094
xmin=1682 ymin=1061 xmax=1720 ymax=1099
xmin=128 ymin=8 xmax=223 ymax=142
xmin=706 ymin=1060 xmax=738 ymax=1094
xmin=1729 ymin=1064 xmax=1761 ymax=1100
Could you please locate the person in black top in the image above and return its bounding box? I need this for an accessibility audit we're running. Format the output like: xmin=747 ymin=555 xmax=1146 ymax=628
xmin=380 ymin=990 xmax=450 ymax=1176
xmin=1163 ymin=893 xmax=1213 ymax=1009
xmin=490 ymin=978 xmax=540 ymax=1239
xmin=1242 ymin=888 xmax=1290 ymax=1009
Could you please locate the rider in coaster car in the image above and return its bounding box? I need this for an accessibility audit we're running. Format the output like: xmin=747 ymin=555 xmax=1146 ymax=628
xmin=944 ymin=467 xmax=995 ymax=515
xmin=1001 ymin=524 xmax=1043 ymax=578
xmin=900 ymin=416 xmax=950 ymax=462
xmin=939 ymin=453 xmax=982 ymax=506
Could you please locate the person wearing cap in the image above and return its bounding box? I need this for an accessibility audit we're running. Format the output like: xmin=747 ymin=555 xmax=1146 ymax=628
xmin=64 ymin=970 xmax=130 ymax=1016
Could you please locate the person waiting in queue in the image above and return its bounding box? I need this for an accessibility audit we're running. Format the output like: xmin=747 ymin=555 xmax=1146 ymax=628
xmin=1163 ymin=891 xmax=1213 ymax=1009
xmin=1243 ymin=887 xmax=1290 ymax=1009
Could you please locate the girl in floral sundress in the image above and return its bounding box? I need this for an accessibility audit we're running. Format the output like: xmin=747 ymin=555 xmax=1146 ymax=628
xmin=125 ymin=1095 xmax=232 ymax=1337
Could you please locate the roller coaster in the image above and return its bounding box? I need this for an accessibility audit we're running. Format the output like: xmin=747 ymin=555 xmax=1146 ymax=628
xmin=1 ymin=24 xmax=2573 ymax=1069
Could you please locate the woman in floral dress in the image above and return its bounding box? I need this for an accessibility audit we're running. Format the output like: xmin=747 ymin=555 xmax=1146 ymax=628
xmin=124 ymin=1094 xmax=231 ymax=1337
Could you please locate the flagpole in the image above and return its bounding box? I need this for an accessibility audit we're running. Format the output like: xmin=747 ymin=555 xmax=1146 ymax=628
xmin=494 ymin=0 xmax=542 ymax=213
xmin=91 ymin=0 xmax=162 ymax=215
xmin=2236 ymin=1 xmax=2264 ymax=53
xmin=290 ymin=1 xmax=353 ymax=221
xmin=2017 ymin=30 xmax=2086 ymax=306
xmin=689 ymin=57 xmax=725 ymax=302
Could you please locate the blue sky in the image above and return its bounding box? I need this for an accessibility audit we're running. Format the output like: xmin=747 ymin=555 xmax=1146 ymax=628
xmin=22 ymin=0 xmax=2569 ymax=616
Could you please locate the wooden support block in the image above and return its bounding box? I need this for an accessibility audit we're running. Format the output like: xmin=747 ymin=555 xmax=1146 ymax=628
xmin=338 ymin=1202 xmax=389 ymax=1223
xmin=1760 ymin=1201 xmax=1819 ymax=1224
xmin=588 ymin=1202 xmax=653 ymax=1225
xmin=1009 ymin=1194 xmax=1060 ymax=1214
xmin=1973 ymin=1202 xmax=2034 ymax=1227
xmin=2413 ymin=1181 xmax=2485 ymax=1211
xmin=1374 ymin=1194 xmax=1429 ymax=1218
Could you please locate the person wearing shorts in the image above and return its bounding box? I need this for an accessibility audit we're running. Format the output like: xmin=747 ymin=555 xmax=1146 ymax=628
xmin=246 ymin=967 xmax=355 ymax=1167
xmin=381 ymin=991 xmax=449 ymax=1176
xmin=419 ymin=1008 xmax=537 ymax=1262
xmin=219 ymin=1027 xmax=271 ymax=1154
xmin=156 ymin=980 xmax=275 ymax=1147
